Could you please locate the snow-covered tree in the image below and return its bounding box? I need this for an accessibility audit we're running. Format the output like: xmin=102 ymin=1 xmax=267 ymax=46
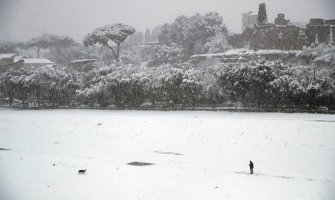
xmin=0 ymin=70 xmax=19 ymax=106
xmin=149 ymin=44 xmax=185 ymax=66
xmin=203 ymin=33 xmax=232 ymax=54
xmin=76 ymin=81 xmax=109 ymax=107
xmin=159 ymin=65 xmax=202 ymax=106
xmin=156 ymin=24 xmax=172 ymax=45
xmin=83 ymin=23 xmax=136 ymax=63
xmin=298 ymin=45 xmax=335 ymax=66
xmin=218 ymin=61 xmax=277 ymax=107
xmin=180 ymin=68 xmax=203 ymax=107
xmin=26 ymin=34 xmax=77 ymax=58
xmin=106 ymin=70 xmax=148 ymax=108
xmin=26 ymin=34 xmax=59 ymax=58
xmin=0 ymin=41 xmax=16 ymax=53
xmin=155 ymin=12 xmax=228 ymax=56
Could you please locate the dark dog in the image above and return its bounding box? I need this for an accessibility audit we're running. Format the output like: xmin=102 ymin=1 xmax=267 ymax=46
xmin=78 ymin=169 xmax=86 ymax=174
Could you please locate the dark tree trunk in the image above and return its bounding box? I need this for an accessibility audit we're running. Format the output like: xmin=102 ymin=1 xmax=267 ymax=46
xmin=36 ymin=90 xmax=40 ymax=107
xmin=116 ymin=43 xmax=120 ymax=63
xmin=22 ymin=99 xmax=25 ymax=108
xmin=106 ymin=44 xmax=119 ymax=64
xmin=9 ymin=96 xmax=13 ymax=107
xmin=37 ymin=48 xmax=40 ymax=58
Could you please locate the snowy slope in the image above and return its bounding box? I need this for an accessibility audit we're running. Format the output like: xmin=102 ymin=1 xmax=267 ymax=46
xmin=0 ymin=109 xmax=334 ymax=200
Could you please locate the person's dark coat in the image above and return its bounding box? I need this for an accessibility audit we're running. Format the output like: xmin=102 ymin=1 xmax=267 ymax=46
xmin=249 ymin=161 xmax=254 ymax=174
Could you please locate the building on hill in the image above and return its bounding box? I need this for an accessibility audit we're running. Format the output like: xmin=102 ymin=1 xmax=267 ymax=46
xmin=242 ymin=11 xmax=258 ymax=32
xmin=241 ymin=3 xmax=335 ymax=50
xmin=70 ymin=59 xmax=97 ymax=66
xmin=306 ymin=18 xmax=335 ymax=46
xmin=251 ymin=22 xmax=301 ymax=50
xmin=258 ymin=3 xmax=268 ymax=25
xmin=1 ymin=54 xmax=55 ymax=71
xmin=0 ymin=54 xmax=24 ymax=73
xmin=14 ymin=57 xmax=55 ymax=68
xmin=0 ymin=54 xmax=15 ymax=65
xmin=274 ymin=14 xmax=289 ymax=26
xmin=290 ymin=22 xmax=308 ymax=28
xmin=24 ymin=58 xmax=54 ymax=67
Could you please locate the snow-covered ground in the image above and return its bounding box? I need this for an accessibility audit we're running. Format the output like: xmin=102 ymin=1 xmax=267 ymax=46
xmin=0 ymin=109 xmax=334 ymax=200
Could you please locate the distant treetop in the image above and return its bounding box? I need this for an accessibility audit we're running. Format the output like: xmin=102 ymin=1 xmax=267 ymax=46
xmin=83 ymin=23 xmax=135 ymax=63
xmin=83 ymin=23 xmax=136 ymax=47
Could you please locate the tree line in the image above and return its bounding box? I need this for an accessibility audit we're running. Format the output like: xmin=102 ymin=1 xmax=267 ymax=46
xmin=1 ymin=57 xmax=334 ymax=110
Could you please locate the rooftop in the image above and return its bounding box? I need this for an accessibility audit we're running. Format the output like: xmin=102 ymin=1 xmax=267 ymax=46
xmin=70 ymin=59 xmax=97 ymax=63
xmin=0 ymin=54 xmax=16 ymax=59
xmin=191 ymin=48 xmax=302 ymax=59
xmin=23 ymin=58 xmax=54 ymax=64
xmin=242 ymin=11 xmax=258 ymax=16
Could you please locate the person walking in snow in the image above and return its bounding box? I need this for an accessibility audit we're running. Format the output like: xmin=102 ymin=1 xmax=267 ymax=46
xmin=249 ymin=161 xmax=254 ymax=174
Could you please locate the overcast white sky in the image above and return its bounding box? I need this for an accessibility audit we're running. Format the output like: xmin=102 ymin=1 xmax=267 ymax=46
xmin=0 ymin=0 xmax=334 ymax=42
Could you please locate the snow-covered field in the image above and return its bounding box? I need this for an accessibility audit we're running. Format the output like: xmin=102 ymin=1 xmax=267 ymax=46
xmin=0 ymin=109 xmax=334 ymax=200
